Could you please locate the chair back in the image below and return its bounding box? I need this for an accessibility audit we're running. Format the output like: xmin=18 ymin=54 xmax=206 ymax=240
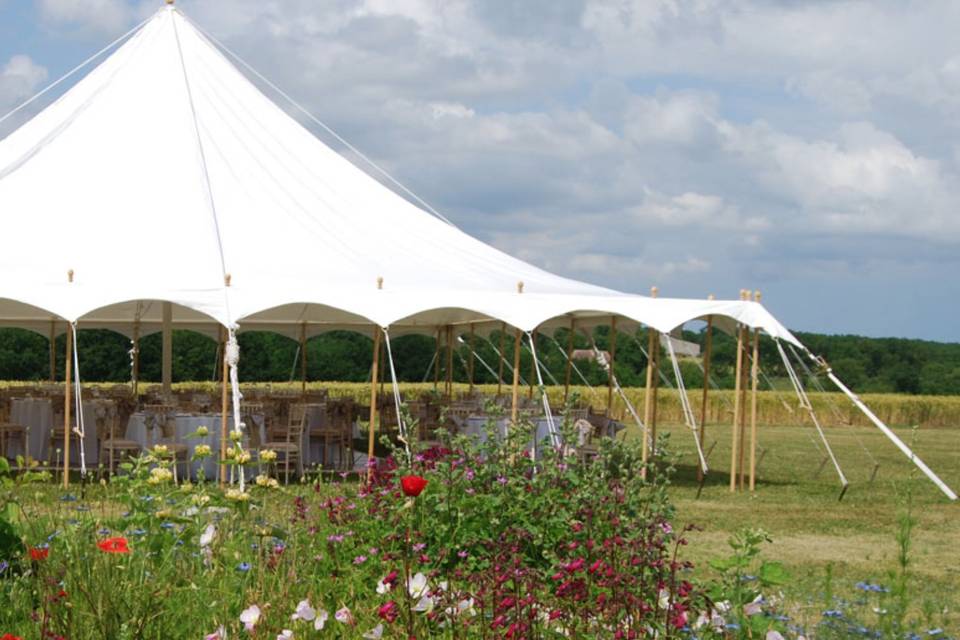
xmin=286 ymin=403 xmax=307 ymax=444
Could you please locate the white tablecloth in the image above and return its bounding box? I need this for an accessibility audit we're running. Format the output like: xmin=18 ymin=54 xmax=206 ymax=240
xmin=457 ymin=415 xmax=624 ymax=455
xmin=8 ymin=397 xmax=102 ymax=465
xmin=126 ymin=412 xmax=266 ymax=480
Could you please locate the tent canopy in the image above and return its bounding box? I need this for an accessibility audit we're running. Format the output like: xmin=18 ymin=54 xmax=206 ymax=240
xmin=0 ymin=4 xmax=800 ymax=346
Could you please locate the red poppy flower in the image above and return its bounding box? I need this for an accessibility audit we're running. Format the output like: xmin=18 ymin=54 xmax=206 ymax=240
xmin=1 ymin=634 xmax=24 ymax=640
xmin=97 ymin=537 xmax=130 ymax=554
xmin=29 ymin=547 xmax=49 ymax=561
xmin=400 ymin=475 xmax=428 ymax=497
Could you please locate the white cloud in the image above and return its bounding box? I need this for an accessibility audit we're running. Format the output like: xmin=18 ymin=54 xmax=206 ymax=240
xmin=0 ymin=55 xmax=48 ymax=110
xmin=37 ymin=0 xmax=136 ymax=33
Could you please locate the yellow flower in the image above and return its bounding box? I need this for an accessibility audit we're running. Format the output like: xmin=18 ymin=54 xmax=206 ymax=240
xmin=195 ymin=426 xmax=209 ymax=437
xmin=229 ymin=430 xmax=243 ymax=443
xmin=193 ymin=444 xmax=212 ymax=459
xmin=147 ymin=467 xmax=173 ymax=484
xmin=224 ymin=447 xmax=236 ymax=460
xmin=225 ymin=488 xmax=250 ymax=502
xmin=235 ymin=450 xmax=252 ymax=465
xmin=259 ymin=449 xmax=277 ymax=463
xmin=151 ymin=444 xmax=170 ymax=456
xmin=191 ymin=494 xmax=210 ymax=507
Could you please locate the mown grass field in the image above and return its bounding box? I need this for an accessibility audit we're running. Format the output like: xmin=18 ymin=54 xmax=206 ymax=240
xmin=648 ymin=420 xmax=959 ymax=630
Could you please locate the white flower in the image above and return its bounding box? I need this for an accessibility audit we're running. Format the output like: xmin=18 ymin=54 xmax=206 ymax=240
xmin=744 ymin=595 xmax=764 ymax=616
xmin=445 ymin=597 xmax=476 ymax=618
xmin=657 ymin=588 xmax=670 ymax=610
xmin=376 ymin=580 xmax=390 ymax=595
xmin=314 ymin=609 xmax=329 ymax=631
xmin=240 ymin=604 xmax=261 ymax=632
xmin=362 ymin=624 xmax=384 ymax=639
xmin=277 ymin=631 xmax=294 ymax=640
xmin=291 ymin=600 xmax=316 ymax=622
xmin=408 ymin=572 xmax=428 ymax=599
xmin=334 ymin=607 xmax=353 ymax=625
xmin=200 ymin=524 xmax=216 ymax=548
xmin=766 ymin=631 xmax=785 ymax=640
xmin=413 ymin=595 xmax=434 ymax=613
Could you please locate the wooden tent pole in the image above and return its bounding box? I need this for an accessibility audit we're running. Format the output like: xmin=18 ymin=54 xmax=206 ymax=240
xmin=161 ymin=301 xmax=173 ymax=397
xmin=607 ymin=316 xmax=618 ymax=415
xmin=510 ymin=329 xmax=522 ymax=425
xmin=468 ymin=323 xmax=476 ymax=394
xmin=527 ymin=329 xmax=536 ymax=400
xmin=433 ymin=327 xmax=441 ymax=391
xmin=300 ymin=322 xmax=308 ymax=398
xmin=641 ymin=288 xmax=659 ymax=478
xmin=367 ymin=327 xmax=382 ymax=483
xmin=697 ymin=295 xmax=715 ymax=485
xmin=132 ymin=318 xmax=141 ymax=399
xmin=497 ymin=322 xmax=506 ymax=396
xmin=729 ymin=289 xmax=748 ymax=491
xmin=563 ymin=317 xmax=575 ymax=404
xmin=738 ymin=299 xmax=750 ymax=491
xmin=219 ymin=326 xmax=228 ymax=487
xmin=749 ymin=291 xmax=762 ymax=492
xmin=49 ymin=319 xmax=56 ymax=382
xmin=62 ymin=325 xmax=73 ymax=489
xmin=445 ymin=325 xmax=454 ymax=397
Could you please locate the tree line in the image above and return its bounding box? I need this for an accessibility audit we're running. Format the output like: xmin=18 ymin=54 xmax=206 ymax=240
xmin=0 ymin=325 xmax=957 ymax=395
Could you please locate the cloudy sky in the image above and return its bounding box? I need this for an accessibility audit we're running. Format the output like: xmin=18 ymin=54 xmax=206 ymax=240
xmin=1 ymin=0 xmax=958 ymax=341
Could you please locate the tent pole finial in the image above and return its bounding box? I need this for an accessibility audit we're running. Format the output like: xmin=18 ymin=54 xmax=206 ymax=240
xmin=165 ymin=0 xmax=175 ymax=5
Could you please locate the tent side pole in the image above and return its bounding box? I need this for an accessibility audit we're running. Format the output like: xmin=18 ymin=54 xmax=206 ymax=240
xmin=433 ymin=327 xmax=441 ymax=391
xmin=749 ymin=292 xmax=761 ymax=491
xmin=132 ymin=319 xmax=140 ymax=399
xmin=367 ymin=327 xmax=382 ymax=484
xmin=219 ymin=326 xmax=228 ymax=488
xmin=62 ymin=326 xmax=73 ymax=489
xmin=697 ymin=304 xmax=714 ymax=485
xmin=161 ymin=301 xmax=172 ymax=396
xmin=510 ymin=329 xmax=522 ymax=425
xmin=300 ymin=322 xmax=307 ymax=398
xmin=528 ymin=329 xmax=536 ymax=400
xmin=642 ymin=321 xmax=657 ymax=479
xmin=729 ymin=290 xmax=747 ymax=492
xmin=607 ymin=316 xmax=618 ymax=415
xmin=468 ymin=323 xmax=476 ymax=394
xmin=49 ymin=319 xmax=56 ymax=382
xmin=738 ymin=308 xmax=750 ymax=491
xmin=497 ymin=323 xmax=506 ymax=397
xmin=445 ymin=325 xmax=454 ymax=398
xmin=564 ymin=317 xmax=575 ymax=404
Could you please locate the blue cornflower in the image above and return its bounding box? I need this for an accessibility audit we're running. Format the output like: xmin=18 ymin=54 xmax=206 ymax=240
xmin=927 ymin=629 xmax=944 ymax=637
xmin=60 ymin=494 xmax=77 ymax=502
xmin=823 ymin=610 xmax=844 ymax=619
xmin=237 ymin=562 xmax=251 ymax=572
xmin=98 ymin=528 xmax=111 ymax=535
xmin=130 ymin=528 xmax=147 ymax=536
xmin=46 ymin=531 xmax=60 ymax=541
xmin=0 ymin=560 xmax=9 ymax=573
xmin=160 ymin=522 xmax=175 ymax=530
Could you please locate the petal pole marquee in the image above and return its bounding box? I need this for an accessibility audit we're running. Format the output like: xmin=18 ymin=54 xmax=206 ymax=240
xmin=0 ymin=2 xmax=953 ymax=500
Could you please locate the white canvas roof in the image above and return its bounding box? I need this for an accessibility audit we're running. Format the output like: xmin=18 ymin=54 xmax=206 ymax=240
xmin=0 ymin=4 xmax=800 ymax=346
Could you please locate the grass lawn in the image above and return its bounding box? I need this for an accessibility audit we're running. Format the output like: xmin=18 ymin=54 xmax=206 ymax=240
xmin=637 ymin=420 xmax=960 ymax=630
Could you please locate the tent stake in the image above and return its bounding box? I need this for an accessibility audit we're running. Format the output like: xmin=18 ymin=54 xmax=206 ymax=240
xmin=62 ymin=325 xmax=73 ymax=489
xmin=367 ymin=327 xmax=382 ymax=484
xmin=749 ymin=291 xmax=761 ymax=492
xmin=697 ymin=298 xmax=714 ymax=486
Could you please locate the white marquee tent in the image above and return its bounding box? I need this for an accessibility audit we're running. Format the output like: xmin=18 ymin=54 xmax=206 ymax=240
xmin=0 ymin=3 xmax=953 ymax=500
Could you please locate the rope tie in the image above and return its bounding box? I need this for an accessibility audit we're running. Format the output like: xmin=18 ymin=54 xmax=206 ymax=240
xmin=70 ymin=323 xmax=88 ymax=477
xmin=548 ymin=334 xmax=598 ymax=401
xmin=587 ymin=334 xmax=647 ymax=446
xmin=382 ymin=329 xmax=411 ymax=459
xmin=526 ymin=332 xmax=560 ymax=449
xmin=664 ymin=337 xmax=708 ymax=473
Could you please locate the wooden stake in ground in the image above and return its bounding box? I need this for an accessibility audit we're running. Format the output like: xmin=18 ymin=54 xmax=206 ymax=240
xmin=749 ymin=291 xmax=762 ymax=492
xmin=219 ymin=326 xmax=228 ymax=487
xmin=607 ymin=316 xmax=618 ymax=415
xmin=300 ymin=322 xmax=307 ymax=398
xmin=697 ymin=295 xmax=714 ymax=485
xmin=367 ymin=327 xmax=382 ymax=483
xmin=564 ymin=317 xmax=575 ymax=404
xmin=729 ymin=289 xmax=748 ymax=492
xmin=62 ymin=324 xmax=73 ymax=489
xmin=497 ymin=322 xmax=506 ymax=397
xmin=468 ymin=323 xmax=476 ymax=395
xmin=510 ymin=329 xmax=522 ymax=425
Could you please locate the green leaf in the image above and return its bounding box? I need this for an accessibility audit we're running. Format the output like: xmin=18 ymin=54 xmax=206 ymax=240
xmin=759 ymin=560 xmax=790 ymax=586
